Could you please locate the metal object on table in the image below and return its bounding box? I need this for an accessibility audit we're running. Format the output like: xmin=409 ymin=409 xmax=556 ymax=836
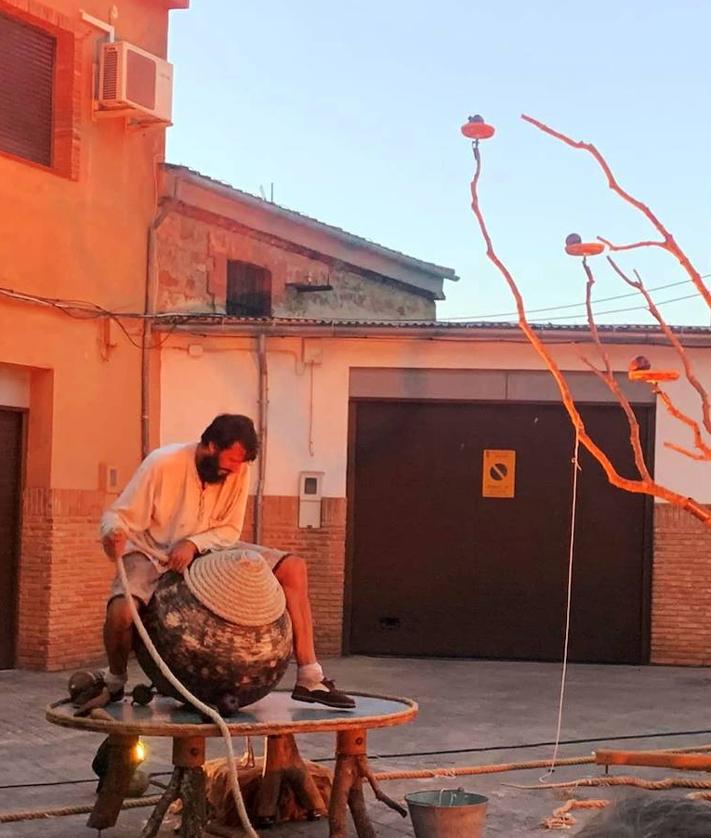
xmin=46 ymin=690 xmax=417 ymax=837
xmin=405 ymin=788 xmax=489 ymax=838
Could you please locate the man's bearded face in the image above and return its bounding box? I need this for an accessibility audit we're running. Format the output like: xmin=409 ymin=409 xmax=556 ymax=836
xmin=197 ymin=442 xmax=247 ymax=484
xmin=196 ymin=452 xmax=224 ymax=484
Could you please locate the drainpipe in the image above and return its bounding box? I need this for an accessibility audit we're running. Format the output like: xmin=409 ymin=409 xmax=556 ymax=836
xmin=142 ymin=198 xmax=177 ymax=459
xmin=254 ymin=333 xmax=268 ymax=543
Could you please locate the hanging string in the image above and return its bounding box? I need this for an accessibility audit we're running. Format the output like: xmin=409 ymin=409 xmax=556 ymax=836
xmin=540 ymin=427 xmax=581 ymax=781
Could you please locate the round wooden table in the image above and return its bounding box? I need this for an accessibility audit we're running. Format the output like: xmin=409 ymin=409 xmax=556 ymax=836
xmin=46 ymin=690 xmax=417 ymax=837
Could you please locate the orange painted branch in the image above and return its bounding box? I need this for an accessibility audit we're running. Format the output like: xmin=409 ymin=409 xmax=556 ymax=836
xmin=656 ymin=388 xmax=711 ymax=460
xmin=664 ymin=442 xmax=710 ymax=461
xmin=521 ymin=113 xmax=711 ymax=312
xmin=598 ymin=237 xmax=665 ymax=252
xmin=581 ymin=259 xmax=651 ymax=481
xmin=607 ymin=257 xmax=711 ymax=436
xmin=468 ymin=142 xmax=711 ymax=528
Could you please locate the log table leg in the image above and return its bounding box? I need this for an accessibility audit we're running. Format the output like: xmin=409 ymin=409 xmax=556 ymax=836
xmin=174 ymin=737 xmax=207 ymax=838
xmin=141 ymin=736 xmax=207 ymax=838
xmin=255 ymin=734 xmax=327 ymax=827
xmin=329 ymin=730 xmax=407 ymax=838
xmin=87 ymin=734 xmax=139 ymax=830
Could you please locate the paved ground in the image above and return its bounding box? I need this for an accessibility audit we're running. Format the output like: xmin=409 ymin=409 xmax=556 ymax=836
xmin=2 ymin=656 xmax=711 ymax=836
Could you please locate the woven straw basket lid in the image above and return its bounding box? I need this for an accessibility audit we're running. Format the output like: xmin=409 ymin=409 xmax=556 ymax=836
xmin=184 ymin=549 xmax=286 ymax=626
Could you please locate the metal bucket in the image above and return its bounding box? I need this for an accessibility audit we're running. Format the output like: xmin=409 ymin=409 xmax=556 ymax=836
xmin=405 ymin=788 xmax=488 ymax=838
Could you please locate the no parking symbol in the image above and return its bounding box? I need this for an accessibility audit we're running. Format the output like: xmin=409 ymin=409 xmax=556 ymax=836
xmin=482 ymin=449 xmax=516 ymax=498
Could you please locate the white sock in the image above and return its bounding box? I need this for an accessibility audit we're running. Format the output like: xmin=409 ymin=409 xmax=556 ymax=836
xmin=296 ymin=662 xmax=324 ymax=689
xmin=103 ymin=669 xmax=128 ymax=693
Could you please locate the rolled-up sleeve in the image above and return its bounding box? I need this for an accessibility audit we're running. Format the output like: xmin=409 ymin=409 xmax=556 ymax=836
xmin=100 ymin=453 xmax=160 ymax=539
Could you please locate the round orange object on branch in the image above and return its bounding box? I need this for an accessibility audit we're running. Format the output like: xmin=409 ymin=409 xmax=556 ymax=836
xmin=564 ymin=233 xmax=605 ymax=257
xmin=461 ymin=115 xmax=495 ymax=140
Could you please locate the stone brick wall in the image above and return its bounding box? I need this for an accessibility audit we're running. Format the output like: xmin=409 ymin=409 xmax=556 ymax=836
xmin=18 ymin=490 xmax=347 ymax=670
xmin=156 ymin=211 xmax=434 ymax=321
xmin=651 ymin=503 xmax=711 ymax=665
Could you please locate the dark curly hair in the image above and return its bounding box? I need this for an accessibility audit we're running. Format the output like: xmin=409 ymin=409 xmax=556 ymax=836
xmin=200 ymin=414 xmax=259 ymax=461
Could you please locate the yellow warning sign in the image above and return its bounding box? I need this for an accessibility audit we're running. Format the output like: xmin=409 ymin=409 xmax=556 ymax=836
xmin=482 ymin=449 xmax=516 ymax=498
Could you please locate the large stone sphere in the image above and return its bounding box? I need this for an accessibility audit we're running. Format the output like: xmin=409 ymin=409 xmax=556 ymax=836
xmin=134 ymin=551 xmax=292 ymax=711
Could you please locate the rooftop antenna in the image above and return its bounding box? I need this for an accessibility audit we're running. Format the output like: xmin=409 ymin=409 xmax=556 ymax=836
xmin=258 ymin=183 xmax=275 ymax=203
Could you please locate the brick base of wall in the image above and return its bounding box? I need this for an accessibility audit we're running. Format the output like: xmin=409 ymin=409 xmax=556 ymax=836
xmin=16 ymin=492 xmax=346 ymax=671
xmin=243 ymin=496 xmax=346 ymax=657
xmin=652 ymin=503 xmax=711 ymax=665
xmin=18 ymin=488 xmax=112 ymax=670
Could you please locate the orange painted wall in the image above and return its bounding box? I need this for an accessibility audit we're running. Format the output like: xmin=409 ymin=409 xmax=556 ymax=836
xmin=0 ymin=0 xmax=185 ymax=668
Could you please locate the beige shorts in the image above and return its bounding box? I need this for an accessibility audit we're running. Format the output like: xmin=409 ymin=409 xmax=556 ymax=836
xmin=108 ymin=543 xmax=289 ymax=605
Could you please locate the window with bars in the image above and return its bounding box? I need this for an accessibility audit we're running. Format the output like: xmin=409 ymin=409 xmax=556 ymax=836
xmin=226 ymin=261 xmax=272 ymax=317
xmin=0 ymin=11 xmax=55 ymax=167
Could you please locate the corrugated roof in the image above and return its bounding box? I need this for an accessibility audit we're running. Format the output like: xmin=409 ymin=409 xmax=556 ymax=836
xmin=155 ymin=313 xmax=711 ymax=333
xmin=153 ymin=313 xmax=711 ymax=344
xmin=162 ymin=163 xmax=458 ymax=282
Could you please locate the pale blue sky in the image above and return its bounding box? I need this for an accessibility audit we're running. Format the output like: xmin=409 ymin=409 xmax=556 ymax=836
xmin=167 ymin=1 xmax=711 ymax=325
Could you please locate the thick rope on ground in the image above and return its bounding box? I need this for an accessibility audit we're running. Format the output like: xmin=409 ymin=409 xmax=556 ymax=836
xmin=373 ymin=743 xmax=711 ymax=782
xmin=511 ymin=776 xmax=711 ymax=791
xmin=0 ymin=795 xmax=163 ymax=824
xmin=373 ymin=754 xmax=595 ymax=781
xmin=543 ymin=798 xmax=609 ymax=830
xmin=117 ymin=556 xmax=258 ymax=838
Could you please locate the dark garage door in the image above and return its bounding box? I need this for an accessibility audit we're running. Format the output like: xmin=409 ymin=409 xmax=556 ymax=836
xmin=0 ymin=409 xmax=23 ymax=669
xmin=348 ymin=400 xmax=653 ymax=664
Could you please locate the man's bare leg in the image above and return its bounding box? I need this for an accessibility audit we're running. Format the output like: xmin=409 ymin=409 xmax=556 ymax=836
xmin=274 ymin=555 xmax=354 ymax=708
xmin=274 ymin=556 xmax=317 ymax=665
xmin=102 ymin=596 xmax=138 ymax=694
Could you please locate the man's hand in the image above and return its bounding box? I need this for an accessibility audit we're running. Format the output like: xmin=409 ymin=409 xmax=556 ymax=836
xmin=102 ymin=530 xmax=127 ymax=562
xmin=168 ymin=539 xmax=198 ymax=573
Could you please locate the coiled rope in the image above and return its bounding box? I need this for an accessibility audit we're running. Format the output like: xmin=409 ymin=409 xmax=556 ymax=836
xmin=116 ymin=555 xmax=258 ymax=838
xmin=543 ymin=798 xmax=609 ymax=830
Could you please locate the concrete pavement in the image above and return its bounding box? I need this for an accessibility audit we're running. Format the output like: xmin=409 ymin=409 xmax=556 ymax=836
xmin=2 ymin=656 xmax=711 ymax=836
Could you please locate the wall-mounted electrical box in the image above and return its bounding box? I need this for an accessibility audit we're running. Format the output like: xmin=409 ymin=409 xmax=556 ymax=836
xmin=298 ymin=471 xmax=324 ymax=529
xmin=99 ymin=463 xmax=120 ymax=493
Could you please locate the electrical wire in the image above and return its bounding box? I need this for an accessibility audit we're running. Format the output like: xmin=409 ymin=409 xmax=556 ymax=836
xmin=532 ymin=292 xmax=701 ymax=323
xmin=442 ymin=271 xmax=711 ymax=322
xmin=0 ymin=281 xmax=706 ymax=332
xmin=439 ymin=278 xmax=700 ymax=321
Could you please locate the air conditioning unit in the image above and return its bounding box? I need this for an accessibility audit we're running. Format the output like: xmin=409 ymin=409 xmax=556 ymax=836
xmin=98 ymin=41 xmax=173 ymax=123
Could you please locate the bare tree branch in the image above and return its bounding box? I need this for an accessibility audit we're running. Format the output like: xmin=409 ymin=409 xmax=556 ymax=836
xmin=655 ymin=387 xmax=711 ymax=460
xmin=581 ymin=258 xmax=652 ymax=481
xmin=597 ymin=237 xmax=666 ymax=252
xmin=606 ymin=257 xmax=711 ymax=437
xmin=664 ymin=442 xmax=711 ymax=461
xmin=467 ymin=137 xmax=711 ymax=527
xmin=521 ymin=114 xmax=711 ymax=312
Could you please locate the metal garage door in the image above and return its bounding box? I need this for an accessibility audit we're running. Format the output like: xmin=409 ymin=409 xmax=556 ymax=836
xmin=0 ymin=409 xmax=23 ymax=669
xmin=347 ymin=400 xmax=653 ymax=664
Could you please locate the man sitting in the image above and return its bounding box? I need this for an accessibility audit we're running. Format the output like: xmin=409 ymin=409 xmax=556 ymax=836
xmin=100 ymin=413 xmax=354 ymax=709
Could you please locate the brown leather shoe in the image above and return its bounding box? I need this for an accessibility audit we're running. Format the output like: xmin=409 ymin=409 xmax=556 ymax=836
xmin=291 ymin=678 xmax=355 ymax=709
